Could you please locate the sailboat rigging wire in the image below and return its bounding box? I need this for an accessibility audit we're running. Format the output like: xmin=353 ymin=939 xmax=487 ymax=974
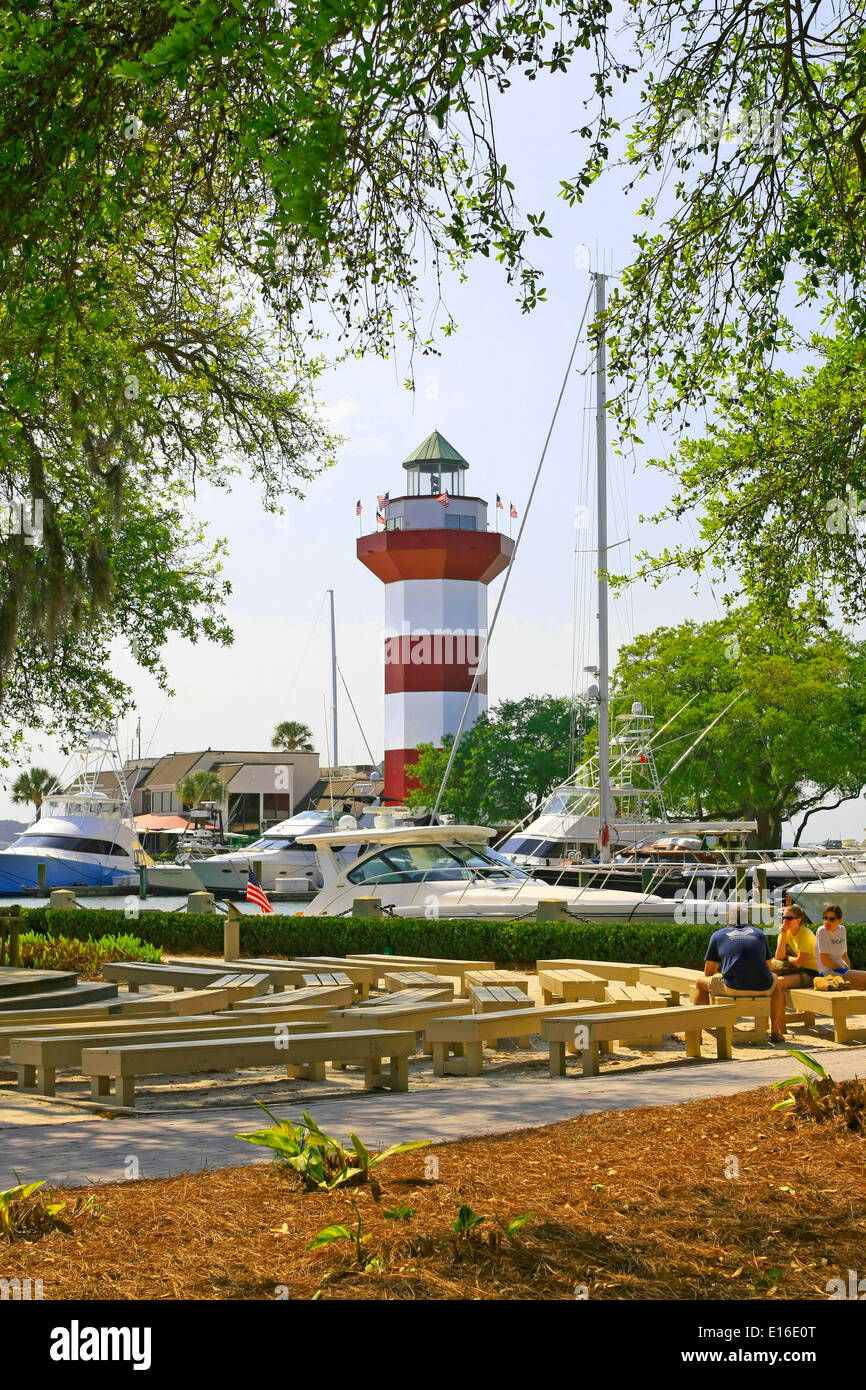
xmin=285 ymin=590 xmax=328 ymax=704
xmin=659 ymin=692 xmax=745 ymax=784
xmin=646 ymin=692 xmax=701 ymax=746
xmin=337 ymin=664 xmax=377 ymax=766
xmin=431 ymin=285 xmax=595 ymax=820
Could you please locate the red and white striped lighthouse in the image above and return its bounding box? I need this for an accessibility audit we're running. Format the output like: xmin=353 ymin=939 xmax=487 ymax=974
xmin=358 ymin=431 xmax=513 ymax=803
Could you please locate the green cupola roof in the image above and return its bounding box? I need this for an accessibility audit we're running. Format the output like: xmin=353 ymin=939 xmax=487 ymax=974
xmin=402 ymin=430 xmax=469 ymax=469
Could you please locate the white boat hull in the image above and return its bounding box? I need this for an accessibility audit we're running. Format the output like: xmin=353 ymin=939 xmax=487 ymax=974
xmin=789 ymin=875 xmax=866 ymax=925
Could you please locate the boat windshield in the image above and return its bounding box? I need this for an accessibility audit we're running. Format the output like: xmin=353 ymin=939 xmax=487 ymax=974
xmin=499 ymin=836 xmax=564 ymax=859
xmin=540 ymin=790 xmax=593 ymax=817
xmin=346 ymin=841 xmax=527 ymax=886
xmin=246 ymin=837 xmax=293 ymax=852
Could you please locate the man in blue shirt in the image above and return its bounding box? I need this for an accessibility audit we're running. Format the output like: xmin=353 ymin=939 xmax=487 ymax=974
xmin=692 ymin=925 xmax=786 ymax=1042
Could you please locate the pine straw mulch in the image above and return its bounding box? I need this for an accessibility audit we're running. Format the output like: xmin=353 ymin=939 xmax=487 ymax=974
xmin=2 ymin=1085 xmax=864 ymax=1300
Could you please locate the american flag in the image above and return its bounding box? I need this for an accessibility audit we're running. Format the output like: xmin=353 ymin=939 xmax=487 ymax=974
xmin=436 ymin=490 xmax=450 ymax=507
xmin=355 ymin=499 xmax=362 ymax=516
xmin=377 ymin=491 xmax=390 ymax=508
xmin=496 ymin=494 xmax=503 ymax=510
xmin=246 ymin=865 xmax=273 ymax=914
xmin=510 ymin=502 xmax=518 ymax=519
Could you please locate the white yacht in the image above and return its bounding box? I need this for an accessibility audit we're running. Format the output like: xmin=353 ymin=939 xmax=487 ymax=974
xmin=789 ymin=865 xmax=866 ymax=924
xmin=143 ymin=857 xmax=249 ymax=896
xmin=191 ymin=810 xmax=362 ymax=894
xmin=296 ymin=823 xmax=704 ymax=922
xmin=0 ymin=733 xmax=141 ymax=893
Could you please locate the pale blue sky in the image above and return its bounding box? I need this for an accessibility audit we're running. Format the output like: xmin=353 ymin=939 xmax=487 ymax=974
xmin=3 ymin=53 xmax=863 ymax=844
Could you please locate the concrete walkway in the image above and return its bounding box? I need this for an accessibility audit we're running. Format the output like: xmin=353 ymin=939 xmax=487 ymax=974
xmin=1 ymin=1047 xmax=863 ymax=1189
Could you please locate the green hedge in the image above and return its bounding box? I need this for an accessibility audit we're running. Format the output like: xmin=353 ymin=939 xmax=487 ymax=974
xmin=18 ymin=907 xmax=856 ymax=972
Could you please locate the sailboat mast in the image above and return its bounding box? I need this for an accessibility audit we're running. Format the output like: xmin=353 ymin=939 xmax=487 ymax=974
xmin=594 ymin=271 xmax=612 ymax=863
xmin=327 ymin=588 xmax=339 ymax=766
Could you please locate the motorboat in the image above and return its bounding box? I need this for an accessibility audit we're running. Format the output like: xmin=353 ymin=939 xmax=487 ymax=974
xmin=0 ymin=733 xmax=141 ymax=892
xmin=143 ymin=858 xmax=249 ymax=896
xmin=296 ymin=823 xmax=709 ymax=922
xmin=190 ymin=810 xmax=368 ymax=894
xmin=789 ymin=866 xmax=866 ymax=924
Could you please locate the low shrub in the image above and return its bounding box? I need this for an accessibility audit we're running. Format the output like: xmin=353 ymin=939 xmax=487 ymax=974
xmin=18 ymin=931 xmax=162 ymax=979
xmin=16 ymin=906 xmax=843 ymax=969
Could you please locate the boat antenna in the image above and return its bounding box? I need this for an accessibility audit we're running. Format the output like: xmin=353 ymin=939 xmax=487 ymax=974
xmin=431 ymin=282 xmax=595 ymax=821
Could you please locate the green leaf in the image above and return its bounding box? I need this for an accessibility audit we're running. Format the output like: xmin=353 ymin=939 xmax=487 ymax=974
xmin=369 ymin=1139 xmax=430 ymax=1166
xmin=507 ymin=1212 xmax=535 ymax=1238
xmin=307 ymin=1224 xmax=353 ymax=1249
xmin=785 ymin=1050 xmax=826 ymax=1078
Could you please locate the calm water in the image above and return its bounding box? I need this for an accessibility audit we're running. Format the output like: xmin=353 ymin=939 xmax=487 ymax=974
xmin=2 ymin=894 xmax=310 ymax=916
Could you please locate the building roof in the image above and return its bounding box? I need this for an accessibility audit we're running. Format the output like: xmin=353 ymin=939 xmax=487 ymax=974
xmin=144 ymin=751 xmax=202 ymax=790
xmin=402 ymin=430 xmax=468 ymax=470
xmin=128 ymin=749 xmax=318 ymax=791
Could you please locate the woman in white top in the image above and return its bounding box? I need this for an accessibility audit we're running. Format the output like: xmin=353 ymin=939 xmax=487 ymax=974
xmin=815 ymin=905 xmax=866 ymax=989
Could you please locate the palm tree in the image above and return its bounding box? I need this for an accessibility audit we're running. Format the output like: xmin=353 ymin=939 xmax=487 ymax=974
xmin=271 ymin=720 xmax=315 ymax=752
xmin=175 ymin=769 xmax=226 ymax=810
xmin=10 ymin=767 xmax=56 ymax=821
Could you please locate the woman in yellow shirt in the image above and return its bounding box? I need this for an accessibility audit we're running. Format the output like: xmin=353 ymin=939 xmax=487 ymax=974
xmin=772 ymin=904 xmax=819 ymax=1001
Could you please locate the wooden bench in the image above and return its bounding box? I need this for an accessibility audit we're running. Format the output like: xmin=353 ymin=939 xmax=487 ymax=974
xmin=544 ymin=1003 xmax=738 ymax=1077
xmin=383 ymin=971 xmax=454 ymax=994
xmin=537 ymin=968 xmax=607 ymax=1004
xmin=533 ymin=989 xmax=668 ymax=1053
xmin=278 ymin=958 xmax=376 ymax=998
xmin=467 ymin=986 xmax=535 ymax=1044
xmin=788 ymin=987 xmax=866 ymax=1043
xmin=1 ymin=1008 xmax=295 ymax=1058
xmin=347 ymin=954 xmax=495 ymax=989
xmin=469 ymin=984 xmax=535 ymax=1014
xmin=327 ymin=996 xmax=473 ymax=1051
xmin=708 ymin=990 xmax=772 ymax=1041
xmin=227 ymin=983 xmax=355 ymax=1012
xmin=103 ymin=963 xmax=269 ymax=998
xmin=637 ymin=966 xmax=704 ymax=1004
xmin=206 ymin=972 xmax=271 ymax=998
xmin=81 ymin=1028 xmax=416 ymax=1108
xmin=300 ymin=971 xmax=355 ymax=990
xmin=536 ymin=958 xmax=644 ymax=986
xmin=0 ymin=984 xmax=249 ymax=1034
xmin=11 ymin=1019 xmax=330 ymax=1096
xmin=101 ymin=961 xmax=230 ymax=992
xmin=425 ymin=1001 xmax=608 ymax=1076
xmin=348 ymin=987 xmax=455 ymax=1009
xmin=163 ymin=956 xmax=374 ymax=998
xmin=229 ymin=999 xmax=356 ymax=1025
xmin=463 ymin=969 xmax=530 ymax=993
